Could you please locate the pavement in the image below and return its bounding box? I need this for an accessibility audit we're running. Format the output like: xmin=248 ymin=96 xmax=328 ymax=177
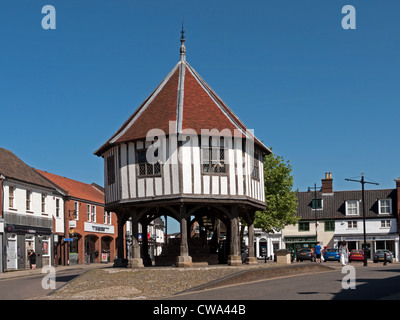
xmin=0 ymin=262 xmax=114 ymax=281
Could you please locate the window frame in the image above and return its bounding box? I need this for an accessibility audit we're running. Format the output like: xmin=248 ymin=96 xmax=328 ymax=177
xmin=137 ymin=148 xmax=162 ymax=177
xmin=381 ymin=220 xmax=391 ymax=228
xmin=298 ymin=221 xmax=310 ymax=232
xmin=345 ymin=200 xmax=359 ymax=216
xmin=74 ymin=201 xmax=79 ymax=220
xmin=9 ymin=186 xmax=15 ymax=209
xmin=41 ymin=193 xmax=47 ymax=214
xmin=26 ymin=190 xmax=32 ymax=211
xmin=312 ymin=199 xmax=323 ymax=210
xmin=107 ymin=155 xmax=116 ymax=185
xmin=324 ymin=220 xmax=335 ymax=232
xmin=87 ymin=204 xmax=91 ymax=222
xmin=56 ymin=198 xmax=60 ymax=218
xmin=92 ymin=205 xmax=96 ymax=222
xmin=251 ymin=149 xmax=261 ymax=180
xmin=347 ymin=220 xmax=358 ymax=229
xmin=201 ymin=137 xmax=227 ymax=175
xmin=378 ymin=199 xmax=392 ymax=215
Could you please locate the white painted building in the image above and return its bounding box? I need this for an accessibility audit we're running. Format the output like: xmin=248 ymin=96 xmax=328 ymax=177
xmin=283 ymin=173 xmax=399 ymax=262
xmin=0 ymin=147 xmax=65 ymax=271
xmin=243 ymin=227 xmax=283 ymax=260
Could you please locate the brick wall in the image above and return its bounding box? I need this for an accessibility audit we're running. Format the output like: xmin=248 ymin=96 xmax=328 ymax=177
xmin=63 ymin=199 xmax=118 ymax=264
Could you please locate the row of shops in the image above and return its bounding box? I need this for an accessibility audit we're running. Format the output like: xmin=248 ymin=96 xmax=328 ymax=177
xmin=248 ymin=231 xmax=399 ymax=262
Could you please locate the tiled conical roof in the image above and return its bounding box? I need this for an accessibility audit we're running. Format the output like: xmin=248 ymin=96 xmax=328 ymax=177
xmin=95 ymin=34 xmax=270 ymax=156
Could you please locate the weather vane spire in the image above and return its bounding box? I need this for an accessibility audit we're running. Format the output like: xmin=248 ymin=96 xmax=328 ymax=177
xmin=180 ymin=19 xmax=186 ymax=61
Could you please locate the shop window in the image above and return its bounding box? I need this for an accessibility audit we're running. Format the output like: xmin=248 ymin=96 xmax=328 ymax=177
xmin=42 ymin=237 xmax=50 ymax=256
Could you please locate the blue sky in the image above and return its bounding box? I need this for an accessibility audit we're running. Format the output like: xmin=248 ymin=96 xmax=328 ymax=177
xmin=1 ymin=1 xmax=399 ymax=232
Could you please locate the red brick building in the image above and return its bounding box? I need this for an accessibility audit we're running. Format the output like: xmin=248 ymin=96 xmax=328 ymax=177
xmin=37 ymin=170 xmax=119 ymax=265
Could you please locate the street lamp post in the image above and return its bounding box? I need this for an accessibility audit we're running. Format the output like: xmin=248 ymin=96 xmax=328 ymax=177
xmin=345 ymin=173 xmax=379 ymax=266
xmin=308 ymin=183 xmax=321 ymax=244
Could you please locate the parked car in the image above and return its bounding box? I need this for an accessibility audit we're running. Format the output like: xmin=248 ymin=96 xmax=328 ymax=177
xmin=296 ymin=248 xmax=315 ymax=262
xmin=349 ymin=249 xmax=364 ymax=262
xmin=373 ymin=249 xmax=393 ymax=263
xmin=323 ymin=248 xmax=340 ymax=262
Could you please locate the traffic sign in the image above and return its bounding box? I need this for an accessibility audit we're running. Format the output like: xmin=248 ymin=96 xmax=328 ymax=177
xmin=64 ymin=238 xmax=73 ymax=241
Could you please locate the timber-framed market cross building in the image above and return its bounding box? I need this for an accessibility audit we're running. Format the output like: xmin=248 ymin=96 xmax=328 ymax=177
xmin=94 ymin=30 xmax=271 ymax=267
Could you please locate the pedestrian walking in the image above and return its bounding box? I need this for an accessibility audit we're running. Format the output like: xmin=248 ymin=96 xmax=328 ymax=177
xmin=339 ymin=241 xmax=349 ymax=266
xmin=28 ymin=250 xmax=37 ymax=270
xmin=315 ymin=242 xmax=323 ymax=264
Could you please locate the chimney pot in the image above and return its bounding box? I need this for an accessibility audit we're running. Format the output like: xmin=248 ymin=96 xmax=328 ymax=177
xmin=321 ymin=172 xmax=333 ymax=193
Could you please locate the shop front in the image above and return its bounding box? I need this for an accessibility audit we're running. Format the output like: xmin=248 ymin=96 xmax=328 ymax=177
xmin=283 ymin=236 xmax=317 ymax=260
xmin=4 ymin=224 xmax=52 ymax=270
xmin=334 ymin=234 xmax=399 ymax=261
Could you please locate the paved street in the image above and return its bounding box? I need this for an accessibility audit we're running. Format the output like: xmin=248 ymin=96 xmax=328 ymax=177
xmin=166 ymin=262 xmax=400 ymax=300
xmin=2 ymin=261 xmax=400 ymax=300
xmin=0 ymin=263 xmax=113 ymax=300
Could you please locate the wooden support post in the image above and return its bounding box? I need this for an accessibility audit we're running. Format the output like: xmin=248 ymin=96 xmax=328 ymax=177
xmin=127 ymin=211 xmax=144 ymax=268
xmin=246 ymin=221 xmax=258 ymax=265
xmin=228 ymin=206 xmax=242 ymax=266
xmin=113 ymin=212 xmax=127 ymax=267
xmin=176 ymin=204 xmax=192 ymax=267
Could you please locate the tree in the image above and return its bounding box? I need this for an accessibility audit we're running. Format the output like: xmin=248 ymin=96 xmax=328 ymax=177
xmin=254 ymin=149 xmax=299 ymax=233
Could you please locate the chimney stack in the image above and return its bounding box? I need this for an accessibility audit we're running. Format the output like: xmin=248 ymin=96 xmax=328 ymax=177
xmin=321 ymin=172 xmax=333 ymax=193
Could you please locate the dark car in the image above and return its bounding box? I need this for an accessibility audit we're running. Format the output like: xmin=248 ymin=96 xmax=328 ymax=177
xmin=296 ymin=248 xmax=315 ymax=262
xmin=373 ymin=249 xmax=393 ymax=263
xmin=323 ymin=248 xmax=340 ymax=262
xmin=349 ymin=249 xmax=364 ymax=262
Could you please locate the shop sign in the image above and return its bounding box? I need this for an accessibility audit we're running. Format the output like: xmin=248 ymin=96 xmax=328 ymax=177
xmin=284 ymin=236 xmax=316 ymax=243
xmin=84 ymin=222 xmax=114 ymax=234
xmin=337 ymin=235 xmax=397 ymax=241
xmin=5 ymin=224 xmax=52 ymax=235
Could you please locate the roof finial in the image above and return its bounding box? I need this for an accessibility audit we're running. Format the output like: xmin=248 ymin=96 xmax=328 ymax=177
xmin=180 ymin=19 xmax=186 ymax=61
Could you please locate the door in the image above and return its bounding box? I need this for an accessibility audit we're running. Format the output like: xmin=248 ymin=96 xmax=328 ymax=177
xmin=363 ymin=242 xmax=372 ymax=259
xmin=25 ymin=236 xmax=35 ymax=269
xmin=35 ymin=237 xmax=42 ymax=268
xmin=6 ymin=235 xmax=17 ymax=269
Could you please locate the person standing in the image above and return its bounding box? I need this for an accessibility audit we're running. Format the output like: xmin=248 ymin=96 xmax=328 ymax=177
xmin=315 ymin=242 xmax=323 ymax=264
xmin=28 ymin=250 xmax=37 ymax=270
xmin=339 ymin=241 xmax=349 ymax=266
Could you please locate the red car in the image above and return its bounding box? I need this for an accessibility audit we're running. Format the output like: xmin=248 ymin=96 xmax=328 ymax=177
xmin=349 ymin=249 xmax=364 ymax=262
